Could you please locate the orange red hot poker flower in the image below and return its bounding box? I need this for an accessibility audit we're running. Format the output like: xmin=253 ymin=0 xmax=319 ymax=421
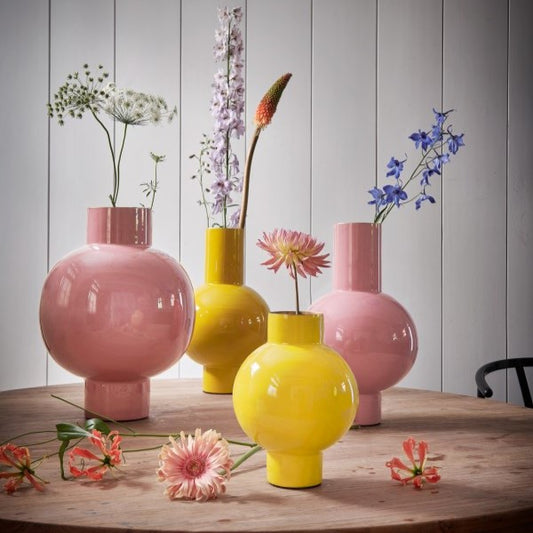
xmin=254 ymin=73 xmax=292 ymax=129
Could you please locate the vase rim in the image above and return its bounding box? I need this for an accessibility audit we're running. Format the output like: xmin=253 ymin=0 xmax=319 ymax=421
xmin=88 ymin=206 xmax=151 ymax=212
xmin=335 ymin=221 xmax=380 ymax=227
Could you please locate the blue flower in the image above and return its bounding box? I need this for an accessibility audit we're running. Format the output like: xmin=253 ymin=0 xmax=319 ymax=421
xmin=368 ymin=186 xmax=386 ymax=207
xmin=415 ymin=193 xmax=436 ymax=210
xmin=432 ymin=108 xmax=452 ymax=127
xmin=409 ymin=130 xmax=433 ymax=150
xmin=386 ymin=157 xmax=405 ymax=179
xmin=383 ymin=184 xmax=407 ymax=207
xmin=447 ymin=131 xmax=464 ymax=154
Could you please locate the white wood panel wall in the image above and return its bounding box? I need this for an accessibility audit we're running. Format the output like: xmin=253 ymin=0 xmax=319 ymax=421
xmin=1 ymin=0 xmax=532 ymax=407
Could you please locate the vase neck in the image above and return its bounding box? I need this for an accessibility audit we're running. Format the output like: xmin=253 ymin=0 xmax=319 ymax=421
xmin=267 ymin=312 xmax=323 ymax=344
xmin=333 ymin=222 xmax=381 ymax=292
xmin=87 ymin=207 xmax=151 ymax=247
xmin=205 ymin=228 xmax=244 ymax=285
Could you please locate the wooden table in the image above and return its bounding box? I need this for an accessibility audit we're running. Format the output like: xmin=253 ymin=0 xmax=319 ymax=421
xmin=0 ymin=379 xmax=532 ymax=532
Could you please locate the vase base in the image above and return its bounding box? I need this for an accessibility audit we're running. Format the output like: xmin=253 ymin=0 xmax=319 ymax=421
xmin=266 ymin=451 xmax=322 ymax=489
xmin=84 ymin=377 xmax=150 ymax=421
xmin=354 ymin=392 xmax=381 ymax=426
xmin=202 ymin=366 xmax=238 ymax=394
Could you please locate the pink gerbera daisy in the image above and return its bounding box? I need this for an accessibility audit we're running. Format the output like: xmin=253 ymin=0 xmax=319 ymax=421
xmin=386 ymin=437 xmax=441 ymax=489
xmin=157 ymin=428 xmax=233 ymax=501
xmin=257 ymin=228 xmax=330 ymax=313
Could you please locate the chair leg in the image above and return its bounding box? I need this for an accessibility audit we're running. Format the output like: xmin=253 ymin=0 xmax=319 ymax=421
xmin=515 ymin=367 xmax=533 ymax=408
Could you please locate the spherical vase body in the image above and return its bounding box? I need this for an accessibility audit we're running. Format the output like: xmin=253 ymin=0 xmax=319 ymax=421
xmin=186 ymin=228 xmax=269 ymax=394
xmin=309 ymin=222 xmax=417 ymax=426
xmin=39 ymin=207 xmax=195 ymax=421
xmin=233 ymin=312 xmax=358 ymax=489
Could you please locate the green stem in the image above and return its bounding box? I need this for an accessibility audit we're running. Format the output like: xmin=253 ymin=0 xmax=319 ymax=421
xmin=0 ymin=430 xmax=57 ymax=447
xmin=90 ymin=109 xmax=118 ymax=207
xmin=238 ymin=127 xmax=261 ymax=229
xmin=113 ymin=123 xmax=129 ymax=206
xmin=230 ymin=444 xmax=263 ymax=471
xmin=292 ymin=264 xmax=301 ymax=314
xmin=50 ymin=394 xmax=136 ymax=435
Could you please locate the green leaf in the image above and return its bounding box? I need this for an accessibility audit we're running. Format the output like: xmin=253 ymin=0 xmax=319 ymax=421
xmin=85 ymin=418 xmax=111 ymax=435
xmin=56 ymin=423 xmax=92 ymax=441
xmin=58 ymin=440 xmax=70 ymax=480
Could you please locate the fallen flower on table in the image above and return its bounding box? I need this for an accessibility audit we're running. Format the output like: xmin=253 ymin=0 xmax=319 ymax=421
xmin=386 ymin=437 xmax=441 ymax=489
xmin=68 ymin=429 xmax=123 ymax=481
xmin=157 ymin=428 xmax=233 ymax=502
xmin=0 ymin=443 xmax=47 ymax=493
xmin=0 ymin=394 xmax=262 ymax=501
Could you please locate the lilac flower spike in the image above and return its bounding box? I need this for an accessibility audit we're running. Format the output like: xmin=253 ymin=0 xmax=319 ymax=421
xmin=369 ymin=109 xmax=465 ymax=223
xmin=208 ymin=7 xmax=245 ymax=227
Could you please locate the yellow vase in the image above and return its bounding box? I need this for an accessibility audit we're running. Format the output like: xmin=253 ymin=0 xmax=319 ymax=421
xmin=233 ymin=312 xmax=358 ymax=488
xmin=187 ymin=228 xmax=269 ymax=393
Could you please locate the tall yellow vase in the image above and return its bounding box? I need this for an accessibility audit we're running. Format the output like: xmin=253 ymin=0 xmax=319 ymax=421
xmin=187 ymin=228 xmax=269 ymax=393
xmin=233 ymin=312 xmax=358 ymax=488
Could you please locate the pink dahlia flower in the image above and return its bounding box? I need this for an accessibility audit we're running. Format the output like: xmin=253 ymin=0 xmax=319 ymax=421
xmin=257 ymin=228 xmax=330 ymax=279
xmin=157 ymin=428 xmax=233 ymax=501
xmin=386 ymin=437 xmax=441 ymax=489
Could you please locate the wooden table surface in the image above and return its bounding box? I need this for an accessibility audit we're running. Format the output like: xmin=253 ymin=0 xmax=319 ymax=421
xmin=0 ymin=379 xmax=532 ymax=533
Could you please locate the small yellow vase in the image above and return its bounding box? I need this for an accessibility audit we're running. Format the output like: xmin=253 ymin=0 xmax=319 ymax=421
xmin=187 ymin=228 xmax=269 ymax=393
xmin=233 ymin=312 xmax=358 ymax=488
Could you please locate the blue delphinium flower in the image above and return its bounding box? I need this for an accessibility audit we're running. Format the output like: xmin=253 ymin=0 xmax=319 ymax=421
xmin=383 ymin=184 xmax=408 ymax=207
xmin=409 ymin=129 xmax=433 ymax=150
xmin=368 ymin=109 xmax=464 ymax=223
xmin=447 ymin=131 xmax=465 ymax=154
xmin=386 ymin=157 xmax=405 ymax=179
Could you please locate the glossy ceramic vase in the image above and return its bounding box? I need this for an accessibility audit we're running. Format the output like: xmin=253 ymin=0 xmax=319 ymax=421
xmin=233 ymin=312 xmax=358 ymax=489
xmin=39 ymin=207 xmax=195 ymax=421
xmin=186 ymin=228 xmax=269 ymax=394
xmin=309 ymin=222 xmax=418 ymax=426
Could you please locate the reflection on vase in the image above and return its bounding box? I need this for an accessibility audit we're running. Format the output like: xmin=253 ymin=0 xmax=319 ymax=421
xmin=309 ymin=222 xmax=417 ymax=426
xmin=186 ymin=228 xmax=269 ymax=394
xmin=39 ymin=207 xmax=195 ymax=421
xmin=233 ymin=312 xmax=358 ymax=488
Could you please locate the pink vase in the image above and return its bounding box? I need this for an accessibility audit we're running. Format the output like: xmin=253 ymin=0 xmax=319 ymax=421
xmin=39 ymin=207 xmax=195 ymax=421
xmin=309 ymin=222 xmax=417 ymax=426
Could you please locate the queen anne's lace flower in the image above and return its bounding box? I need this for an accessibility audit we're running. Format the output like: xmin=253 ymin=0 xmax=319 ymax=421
xmin=102 ymin=84 xmax=176 ymax=126
xmin=157 ymin=429 xmax=233 ymax=501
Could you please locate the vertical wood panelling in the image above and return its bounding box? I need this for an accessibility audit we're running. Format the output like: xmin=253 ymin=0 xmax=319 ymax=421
xmin=378 ymin=0 xmax=443 ymax=391
xmin=311 ymin=0 xmax=376 ymax=302
xmin=507 ymin=0 xmax=533 ymax=405
xmin=0 ymin=0 xmax=49 ymax=390
xmin=47 ymin=0 xmax=115 ymax=384
xmin=115 ymin=0 xmax=182 ymax=379
xmin=443 ymin=0 xmax=508 ymax=398
xmin=1 ymin=0 xmax=532 ymax=405
xmin=245 ymin=0 xmax=313 ymax=313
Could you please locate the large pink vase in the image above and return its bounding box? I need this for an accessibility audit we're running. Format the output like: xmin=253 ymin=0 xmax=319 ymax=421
xmin=309 ymin=222 xmax=417 ymax=426
xmin=39 ymin=207 xmax=195 ymax=421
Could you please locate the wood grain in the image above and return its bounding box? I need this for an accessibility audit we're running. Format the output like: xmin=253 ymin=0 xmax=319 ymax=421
xmin=1 ymin=379 xmax=532 ymax=532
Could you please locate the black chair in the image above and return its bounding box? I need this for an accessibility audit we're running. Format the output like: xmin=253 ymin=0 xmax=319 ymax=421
xmin=475 ymin=357 xmax=533 ymax=408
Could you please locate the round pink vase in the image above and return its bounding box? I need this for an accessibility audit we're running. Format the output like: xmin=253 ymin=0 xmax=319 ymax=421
xmin=309 ymin=222 xmax=417 ymax=426
xmin=39 ymin=207 xmax=195 ymax=421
